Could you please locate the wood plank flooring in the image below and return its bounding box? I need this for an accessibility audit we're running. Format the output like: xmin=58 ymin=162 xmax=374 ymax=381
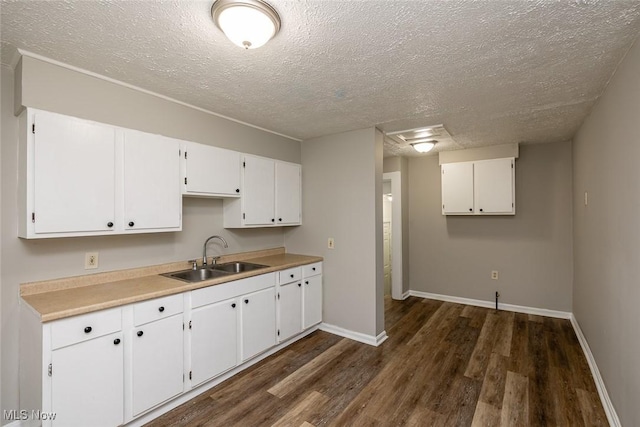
xmin=145 ymin=297 xmax=608 ymax=426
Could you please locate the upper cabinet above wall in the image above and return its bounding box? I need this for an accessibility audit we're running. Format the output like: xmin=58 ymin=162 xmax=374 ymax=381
xmin=18 ymin=109 xmax=182 ymax=239
xmin=17 ymin=108 xmax=302 ymax=238
xmin=441 ymin=157 xmax=515 ymax=216
xmin=223 ymin=155 xmax=301 ymax=228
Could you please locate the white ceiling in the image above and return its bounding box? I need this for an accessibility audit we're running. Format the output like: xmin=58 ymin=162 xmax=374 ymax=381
xmin=2 ymin=1 xmax=640 ymax=157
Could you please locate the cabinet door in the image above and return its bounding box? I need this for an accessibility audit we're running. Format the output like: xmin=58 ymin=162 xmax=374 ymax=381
xmin=132 ymin=314 xmax=184 ymax=416
xmin=123 ymin=131 xmax=182 ymax=231
xmin=33 ymin=110 xmax=116 ymax=234
xmin=185 ymin=143 xmax=241 ymax=196
xmin=278 ymin=282 xmax=302 ymax=342
xmin=275 ymin=162 xmax=301 ymax=225
xmin=474 ymin=158 xmax=514 ymax=214
xmin=243 ymin=155 xmax=275 ymax=226
xmin=303 ymin=275 xmax=323 ymax=329
xmin=191 ymin=299 xmax=238 ymax=386
xmin=241 ymin=287 xmax=276 ymax=361
xmin=51 ymin=332 xmax=123 ymax=427
xmin=441 ymin=162 xmax=474 ymax=215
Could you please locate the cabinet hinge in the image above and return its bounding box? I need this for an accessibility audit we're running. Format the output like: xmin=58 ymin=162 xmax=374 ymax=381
xmin=442 ymin=204 xmax=445 ymax=210
xmin=242 ymin=213 xmax=245 ymax=219
xmin=243 ymin=161 xmax=246 ymax=168
xmin=511 ymin=162 xmax=514 ymax=168
xmin=184 ymin=177 xmax=188 ymax=185
xmin=277 ymin=329 xmax=280 ymax=336
xmin=48 ymin=363 xmax=52 ymax=377
xmin=179 ymin=149 xmax=181 ymax=157
xmin=189 ymin=320 xmax=192 ymax=330
xmin=32 ymin=123 xmax=35 ymax=134
xmin=183 ymin=374 xmax=185 ymax=382
xmin=277 ymin=292 xmax=280 ymax=300
xmin=512 ymin=203 xmax=514 ymax=207
xmin=182 ymin=323 xmax=185 ymax=330
xmin=442 ymin=169 xmax=444 ymax=175
xmin=185 ymin=151 xmax=188 ymax=160
xmin=189 ymin=371 xmax=192 ymax=380
xmin=32 ymin=212 xmax=35 ymax=223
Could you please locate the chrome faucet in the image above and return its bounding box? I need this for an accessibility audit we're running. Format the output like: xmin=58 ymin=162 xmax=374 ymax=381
xmin=203 ymin=235 xmax=229 ymax=266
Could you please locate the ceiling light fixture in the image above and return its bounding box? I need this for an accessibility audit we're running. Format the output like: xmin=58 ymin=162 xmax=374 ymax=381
xmin=211 ymin=0 xmax=281 ymax=49
xmin=411 ymin=141 xmax=436 ymax=153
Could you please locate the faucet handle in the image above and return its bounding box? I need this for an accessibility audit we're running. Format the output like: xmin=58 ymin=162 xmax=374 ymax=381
xmin=187 ymin=259 xmax=198 ymax=270
xmin=212 ymin=256 xmax=221 ymax=266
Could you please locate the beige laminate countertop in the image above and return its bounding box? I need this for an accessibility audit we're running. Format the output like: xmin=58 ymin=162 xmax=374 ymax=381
xmin=21 ymin=248 xmax=322 ymax=322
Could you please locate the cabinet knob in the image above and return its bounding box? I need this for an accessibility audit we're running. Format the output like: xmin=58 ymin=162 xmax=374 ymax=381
xmin=158 ymin=306 xmax=165 ymax=312
xmin=84 ymin=326 xmax=92 ymax=333
xmin=113 ymin=338 xmax=121 ymax=345
xmin=107 ymin=222 xmax=114 ymax=228
xmin=479 ymin=209 xmax=484 ymax=212
xmin=235 ymin=189 xmax=240 ymax=193
xmin=312 ymin=267 xmax=316 ymax=271
xmin=271 ymin=218 xmax=275 ymax=222
xmin=305 ymin=281 xmax=309 ymax=285
xmin=279 ymin=218 xmax=282 ymax=222
xmin=129 ymin=221 xmax=135 ymax=227
xmin=469 ymin=208 xmax=473 ymax=212
xmin=290 ymin=274 xmax=294 ymax=278
xmin=298 ymin=283 xmax=301 ymax=287
xmin=137 ymin=331 xmax=143 ymax=337
xmin=244 ymin=299 xmax=249 ymax=304
xmin=231 ymin=303 xmax=236 ymax=308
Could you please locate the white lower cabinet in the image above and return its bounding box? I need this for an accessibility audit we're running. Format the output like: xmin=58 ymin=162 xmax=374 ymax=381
xmin=241 ymin=287 xmax=277 ymax=361
xmin=21 ymin=263 xmax=322 ymax=427
xmin=131 ymin=314 xmax=184 ymax=416
xmin=190 ymin=298 xmax=238 ymax=386
xmin=51 ymin=331 xmax=124 ymax=427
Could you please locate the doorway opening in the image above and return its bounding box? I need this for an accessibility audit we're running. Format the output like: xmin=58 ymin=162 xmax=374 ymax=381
xmin=382 ymin=172 xmax=403 ymax=300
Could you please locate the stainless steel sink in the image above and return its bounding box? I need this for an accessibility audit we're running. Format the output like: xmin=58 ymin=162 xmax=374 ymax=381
xmin=212 ymin=261 xmax=268 ymax=274
xmin=163 ymin=267 xmax=231 ymax=283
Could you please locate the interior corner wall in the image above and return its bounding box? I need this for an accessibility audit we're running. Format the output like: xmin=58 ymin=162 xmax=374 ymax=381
xmin=1 ymin=56 xmax=301 ymax=423
xmin=374 ymin=130 xmax=384 ymax=335
xmin=572 ymin=36 xmax=640 ymax=427
xmin=383 ymin=156 xmax=410 ymax=294
xmin=408 ymin=142 xmax=574 ymax=311
xmin=284 ymin=127 xmax=382 ymax=338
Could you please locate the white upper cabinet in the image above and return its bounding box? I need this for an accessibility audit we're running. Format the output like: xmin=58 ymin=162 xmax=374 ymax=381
xmin=441 ymin=162 xmax=474 ymax=215
xmin=223 ymin=155 xmax=301 ymax=228
xmin=18 ymin=109 xmax=182 ymax=238
xmin=30 ymin=110 xmax=117 ymax=234
xmin=123 ymin=130 xmax=182 ymax=231
xmin=275 ymin=162 xmax=302 ymax=225
xmin=243 ymin=155 xmax=276 ymax=226
xmin=183 ymin=142 xmax=241 ymax=197
xmin=441 ymin=158 xmax=515 ymax=216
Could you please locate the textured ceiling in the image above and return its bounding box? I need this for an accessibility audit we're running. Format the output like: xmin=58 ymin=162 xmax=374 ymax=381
xmin=2 ymin=0 xmax=640 ymax=157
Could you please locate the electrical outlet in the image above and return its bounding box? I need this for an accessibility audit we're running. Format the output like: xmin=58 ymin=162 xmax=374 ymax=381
xmin=85 ymin=252 xmax=99 ymax=270
xmin=491 ymin=270 xmax=499 ymax=280
xmin=328 ymin=238 xmax=335 ymax=249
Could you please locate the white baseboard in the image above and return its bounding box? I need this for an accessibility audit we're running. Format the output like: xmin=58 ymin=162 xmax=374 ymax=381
xmin=409 ymin=290 xmax=571 ymax=319
xmin=319 ymin=323 xmax=387 ymax=347
xmin=570 ymin=315 xmax=621 ymax=427
xmin=401 ymin=290 xmax=411 ymax=300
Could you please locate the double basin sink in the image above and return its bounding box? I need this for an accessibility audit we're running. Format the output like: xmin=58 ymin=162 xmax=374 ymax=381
xmin=163 ymin=261 xmax=268 ymax=283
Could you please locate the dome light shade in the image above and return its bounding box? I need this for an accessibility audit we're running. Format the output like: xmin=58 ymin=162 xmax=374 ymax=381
xmin=211 ymin=0 xmax=281 ymax=49
xmin=411 ymin=141 xmax=436 ymax=153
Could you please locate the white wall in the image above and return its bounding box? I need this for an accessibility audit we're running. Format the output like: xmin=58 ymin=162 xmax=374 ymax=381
xmin=1 ymin=57 xmax=300 ymax=423
xmin=383 ymin=156 xmax=410 ymax=294
xmin=408 ymin=142 xmax=574 ymax=311
xmin=572 ymin=36 xmax=640 ymax=427
xmin=285 ymin=127 xmax=384 ymax=339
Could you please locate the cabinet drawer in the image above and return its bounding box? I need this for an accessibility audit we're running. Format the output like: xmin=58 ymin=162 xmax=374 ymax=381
xmin=51 ymin=307 xmax=122 ymax=350
xmin=278 ymin=267 xmax=302 ymax=284
xmin=302 ymin=262 xmax=322 ymax=277
xmin=134 ymin=294 xmax=183 ymax=326
xmin=192 ymin=273 xmax=276 ymax=309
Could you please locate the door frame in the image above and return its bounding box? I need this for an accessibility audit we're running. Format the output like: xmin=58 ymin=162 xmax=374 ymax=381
xmin=383 ymin=172 xmax=403 ymax=300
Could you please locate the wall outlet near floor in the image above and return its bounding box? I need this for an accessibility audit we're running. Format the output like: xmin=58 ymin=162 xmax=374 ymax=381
xmin=328 ymin=238 xmax=335 ymax=249
xmin=491 ymin=270 xmax=499 ymax=280
xmin=85 ymin=252 xmax=99 ymax=270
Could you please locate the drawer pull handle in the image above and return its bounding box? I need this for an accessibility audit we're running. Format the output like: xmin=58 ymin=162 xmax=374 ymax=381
xmin=312 ymin=267 xmax=316 ymax=271
xmin=236 ymin=188 xmax=240 ymax=193
xmin=305 ymin=281 xmax=309 ymax=285
xmin=137 ymin=331 xmax=144 ymax=337
xmin=84 ymin=326 xmax=92 ymax=333
xmin=244 ymin=299 xmax=249 ymax=304
xmin=231 ymin=303 xmax=236 ymax=308
xmin=107 ymin=222 xmax=114 ymax=228
xmin=479 ymin=209 xmax=484 ymax=212
xmin=158 ymin=306 xmax=165 ymax=312
xmin=298 ymin=283 xmax=301 ymax=287
xmin=129 ymin=221 xmax=135 ymax=227
xmin=113 ymin=338 xmax=121 ymax=345
xmin=290 ymin=274 xmax=294 ymax=278
xmin=279 ymin=218 xmax=282 ymax=222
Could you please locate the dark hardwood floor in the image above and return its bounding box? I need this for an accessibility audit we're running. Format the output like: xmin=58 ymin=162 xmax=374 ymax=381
xmin=146 ymin=296 xmax=608 ymax=426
